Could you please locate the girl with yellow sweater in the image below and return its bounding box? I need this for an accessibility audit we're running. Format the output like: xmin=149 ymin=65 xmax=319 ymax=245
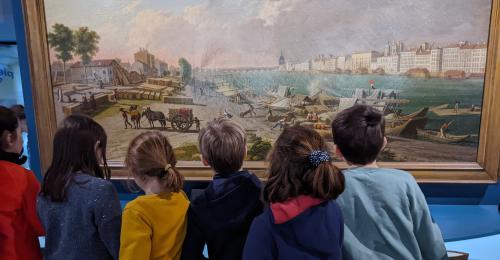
xmin=121 ymin=131 xmax=189 ymax=260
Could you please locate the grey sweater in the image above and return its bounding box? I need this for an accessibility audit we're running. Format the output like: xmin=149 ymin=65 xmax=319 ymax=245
xmin=37 ymin=173 xmax=122 ymax=260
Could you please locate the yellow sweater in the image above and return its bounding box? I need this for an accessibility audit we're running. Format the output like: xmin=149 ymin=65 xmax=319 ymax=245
xmin=120 ymin=191 xmax=190 ymax=260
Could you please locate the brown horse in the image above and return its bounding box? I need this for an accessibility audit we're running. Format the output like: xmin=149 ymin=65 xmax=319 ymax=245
xmin=129 ymin=105 xmax=141 ymax=129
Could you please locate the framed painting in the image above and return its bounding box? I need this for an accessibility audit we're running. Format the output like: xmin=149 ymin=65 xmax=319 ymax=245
xmin=20 ymin=0 xmax=500 ymax=182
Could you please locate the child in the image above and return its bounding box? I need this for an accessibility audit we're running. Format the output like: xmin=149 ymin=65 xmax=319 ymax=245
xmin=10 ymin=104 xmax=30 ymax=169
xmin=243 ymin=126 xmax=345 ymax=260
xmin=120 ymin=131 xmax=189 ymax=260
xmin=181 ymin=118 xmax=263 ymax=260
xmin=331 ymin=104 xmax=447 ymax=260
xmin=0 ymin=106 xmax=44 ymax=260
xmin=37 ymin=115 xmax=121 ymax=260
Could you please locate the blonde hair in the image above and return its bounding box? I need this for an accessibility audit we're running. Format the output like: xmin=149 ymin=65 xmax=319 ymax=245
xmin=125 ymin=131 xmax=183 ymax=191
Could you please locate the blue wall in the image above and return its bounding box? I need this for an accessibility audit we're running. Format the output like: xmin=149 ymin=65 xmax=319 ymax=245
xmin=0 ymin=0 xmax=15 ymax=42
xmin=2 ymin=0 xmax=500 ymax=205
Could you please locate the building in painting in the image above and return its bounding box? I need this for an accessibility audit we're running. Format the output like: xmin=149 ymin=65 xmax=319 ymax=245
xmin=70 ymin=59 xmax=116 ymax=84
xmin=287 ymin=60 xmax=311 ymax=71
xmin=351 ymin=51 xmax=381 ymax=72
xmin=336 ymin=55 xmax=352 ymax=72
xmin=374 ymin=55 xmax=400 ymax=74
xmin=311 ymin=56 xmax=326 ymax=71
xmin=430 ymin=48 xmax=443 ymax=73
xmin=324 ymin=57 xmax=337 ymax=72
xmin=442 ymin=42 xmax=487 ymax=74
xmin=155 ymin=59 xmax=169 ymax=77
xmin=399 ymin=49 xmax=416 ymax=73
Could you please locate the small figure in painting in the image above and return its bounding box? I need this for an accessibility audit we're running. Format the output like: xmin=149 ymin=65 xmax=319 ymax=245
xmin=311 ymin=111 xmax=319 ymax=122
xmin=268 ymin=107 xmax=273 ymax=117
xmin=439 ymin=120 xmax=453 ymax=138
xmin=99 ymin=80 xmax=104 ymax=89
xmin=113 ymin=88 xmax=119 ymax=102
xmin=65 ymin=93 xmax=72 ymax=103
xmin=89 ymin=94 xmax=97 ymax=111
xmin=57 ymin=87 xmax=63 ymax=102
xmin=271 ymin=118 xmax=286 ymax=130
xmin=82 ymin=95 xmax=89 ymax=110
xmin=120 ymin=108 xmax=133 ymax=129
xmin=194 ymin=117 xmax=200 ymax=131
xmin=306 ymin=111 xmax=313 ymax=121
xmin=223 ymin=109 xmax=233 ymax=119
xmin=454 ymin=99 xmax=460 ymax=113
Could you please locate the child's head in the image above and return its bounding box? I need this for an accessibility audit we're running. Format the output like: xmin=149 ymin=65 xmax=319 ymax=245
xmin=0 ymin=106 xmax=23 ymax=155
xmin=331 ymin=104 xmax=386 ymax=165
xmin=125 ymin=131 xmax=183 ymax=193
xmin=42 ymin=114 xmax=109 ymax=201
xmin=263 ymin=125 xmax=344 ymax=203
xmin=198 ymin=118 xmax=246 ymax=174
xmin=10 ymin=104 xmax=27 ymax=132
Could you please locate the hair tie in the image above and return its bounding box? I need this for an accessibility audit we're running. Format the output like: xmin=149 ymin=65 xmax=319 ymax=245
xmin=164 ymin=164 xmax=172 ymax=172
xmin=309 ymin=150 xmax=330 ymax=167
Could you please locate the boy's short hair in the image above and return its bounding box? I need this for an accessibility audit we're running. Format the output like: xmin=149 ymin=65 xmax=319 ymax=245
xmin=331 ymin=104 xmax=385 ymax=165
xmin=198 ymin=118 xmax=246 ymax=174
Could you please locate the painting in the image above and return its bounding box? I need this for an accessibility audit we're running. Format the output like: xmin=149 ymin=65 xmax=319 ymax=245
xmin=43 ymin=0 xmax=492 ymax=163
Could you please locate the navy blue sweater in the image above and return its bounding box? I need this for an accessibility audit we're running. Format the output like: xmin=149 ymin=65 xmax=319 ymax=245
xmin=243 ymin=200 xmax=344 ymax=260
xmin=181 ymin=171 xmax=263 ymax=260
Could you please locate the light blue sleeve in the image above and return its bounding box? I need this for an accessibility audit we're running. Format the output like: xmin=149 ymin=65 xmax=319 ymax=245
xmin=408 ymin=180 xmax=448 ymax=260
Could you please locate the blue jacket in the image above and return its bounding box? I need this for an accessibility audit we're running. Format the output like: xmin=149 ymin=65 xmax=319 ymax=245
xmin=181 ymin=171 xmax=263 ymax=260
xmin=337 ymin=167 xmax=447 ymax=260
xmin=243 ymin=199 xmax=344 ymax=260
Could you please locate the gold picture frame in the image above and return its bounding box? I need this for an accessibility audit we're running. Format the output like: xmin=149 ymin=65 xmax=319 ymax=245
xmin=19 ymin=0 xmax=500 ymax=183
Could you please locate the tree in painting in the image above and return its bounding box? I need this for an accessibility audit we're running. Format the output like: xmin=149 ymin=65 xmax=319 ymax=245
xmin=47 ymin=23 xmax=74 ymax=83
xmin=178 ymin=58 xmax=192 ymax=83
xmin=74 ymin=27 xmax=100 ymax=84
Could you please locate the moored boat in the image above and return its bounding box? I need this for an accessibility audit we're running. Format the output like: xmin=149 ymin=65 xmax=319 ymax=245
xmin=416 ymin=129 xmax=470 ymax=143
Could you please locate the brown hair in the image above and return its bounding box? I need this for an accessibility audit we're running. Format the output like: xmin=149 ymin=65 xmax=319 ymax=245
xmin=125 ymin=131 xmax=183 ymax=192
xmin=263 ymin=125 xmax=345 ymax=203
xmin=198 ymin=118 xmax=246 ymax=174
xmin=331 ymin=104 xmax=385 ymax=165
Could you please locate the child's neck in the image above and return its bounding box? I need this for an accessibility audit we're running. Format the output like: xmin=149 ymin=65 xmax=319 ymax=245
xmin=142 ymin=181 xmax=170 ymax=195
xmin=349 ymin=161 xmax=379 ymax=168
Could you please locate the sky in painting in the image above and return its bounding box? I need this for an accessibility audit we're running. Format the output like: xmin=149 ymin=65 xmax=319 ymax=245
xmin=44 ymin=0 xmax=492 ymax=68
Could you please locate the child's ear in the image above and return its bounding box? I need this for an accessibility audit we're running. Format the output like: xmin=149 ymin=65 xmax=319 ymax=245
xmin=382 ymin=137 xmax=388 ymax=151
xmin=334 ymin=145 xmax=344 ymax=161
xmin=200 ymin=154 xmax=209 ymax=166
xmin=202 ymin=159 xmax=209 ymax=167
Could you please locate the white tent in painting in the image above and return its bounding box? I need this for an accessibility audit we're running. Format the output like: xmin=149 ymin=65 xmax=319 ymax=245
xmin=338 ymin=98 xmax=357 ymax=111
xmin=269 ymin=97 xmax=291 ymax=111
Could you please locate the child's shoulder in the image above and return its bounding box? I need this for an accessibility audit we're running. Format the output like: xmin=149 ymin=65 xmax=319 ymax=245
xmin=73 ymin=174 xmax=116 ymax=196
xmin=344 ymin=167 xmax=416 ymax=184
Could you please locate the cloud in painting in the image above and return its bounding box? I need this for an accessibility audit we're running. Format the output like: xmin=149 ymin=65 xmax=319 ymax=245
xmin=45 ymin=0 xmax=492 ymax=68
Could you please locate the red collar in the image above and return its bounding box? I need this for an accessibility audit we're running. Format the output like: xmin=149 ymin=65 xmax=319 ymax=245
xmin=270 ymin=195 xmax=324 ymax=224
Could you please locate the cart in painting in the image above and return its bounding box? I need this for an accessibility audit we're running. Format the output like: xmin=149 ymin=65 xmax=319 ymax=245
xmin=142 ymin=107 xmax=194 ymax=131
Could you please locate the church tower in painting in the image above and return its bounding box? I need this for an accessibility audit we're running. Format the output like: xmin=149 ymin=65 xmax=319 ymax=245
xmin=278 ymin=50 xmax=286 ymax=70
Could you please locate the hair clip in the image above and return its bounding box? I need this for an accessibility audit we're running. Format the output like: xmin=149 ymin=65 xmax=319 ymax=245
xmin=164 ymin=164 xmax=172 ymax=171
xmin=309 ymin=150 xmax=331 ymax=167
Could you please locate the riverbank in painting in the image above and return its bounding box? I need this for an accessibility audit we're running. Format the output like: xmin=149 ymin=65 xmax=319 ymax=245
xmin=79 ymin=71 xmax=480 ymax=162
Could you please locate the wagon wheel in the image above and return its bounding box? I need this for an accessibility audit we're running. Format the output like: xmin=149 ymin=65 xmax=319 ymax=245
xmin=170 ymin=117 xmax=178 ymax=130
xmin=172 ymin=115 xmax=192 ymax=132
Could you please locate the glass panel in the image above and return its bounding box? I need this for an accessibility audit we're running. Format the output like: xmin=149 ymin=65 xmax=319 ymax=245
xmin=44 ymin=0 xmax=491 ymax=163
xmin=0 ymin=44 xmax=30 ymax=169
